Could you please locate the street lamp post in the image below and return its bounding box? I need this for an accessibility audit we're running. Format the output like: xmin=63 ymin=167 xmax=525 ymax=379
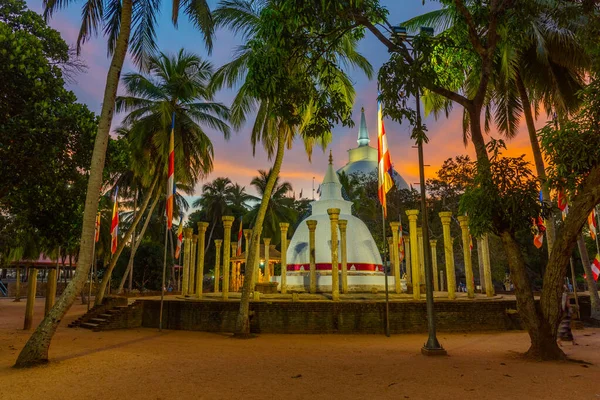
xmin=391 ymin=26 xmax=446 ymax=356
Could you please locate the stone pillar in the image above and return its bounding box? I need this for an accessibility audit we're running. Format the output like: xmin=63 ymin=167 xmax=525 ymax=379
xmin=196 ymin=222 xmax=208 ymax=297
xmin=417 ymin=228 xmax=425 ymax=286
xmin=327 ymin=208 xmax=340 ymax=301
xmin=439 ymin=212 xmax=456 ymax=300
xmin=457 ymin=215 xmax=474 ymax=298
xmin=189 ymin=235 xmax=198 ymax=295
xmin=440 ymin=269 xmax=445 ymax=292
xmin=231 ymin=242 xmax=238 ymax=291
xmin=214 ymin=240 xmax=222 ymax=293
xmin=338 ymin=219 xmax=349 ymax=294
xmin=430 ymin=239 xmax=439 ymax=291
xmin=482 ymin=234 xmax=494 ymax=297
xmin=24 ymin=267 xmax=38 ymax=330
xmin=404 ymin=237 xmax=411 ymax=284
xmin=476 ymin=237 xmax=485 ymax=293
xmin=390 ymin=222 xmax=401 ymax=294
xmin=263 ymin=238 xmax=271 ymax=282
xmin=406 ymin=210 xmax=420 ymax=300
xmin=45 ymin=268 xmax=57 ymax=316
xmin=182 ymin=228 xmax=193 ymax=296
xmin=306 ymin=220 xmax=318 ymax=294
xmin=222 ymin=216 xmax=234 ymax=300
xmin=280 ymin=222 xmax=289 ymax=294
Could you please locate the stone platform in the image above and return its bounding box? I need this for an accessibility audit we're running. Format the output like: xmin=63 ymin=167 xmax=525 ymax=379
xmin=136 ymin=292 xmax=530 ymax=334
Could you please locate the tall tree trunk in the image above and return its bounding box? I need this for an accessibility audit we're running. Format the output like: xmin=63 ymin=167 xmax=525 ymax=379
xmin=540 ymin=166 xmax=600 ymax=343
xmin=516 ymin=72 xmax=556 ymax=256
xmin=578 ymin=233 xmax=600 ymax=320
xmin=235 ymin=127 xmax=286 ymax=336
xmin=118 ymin=190 xmax=138 ymax=294
xmin=205 ymin=216 xmax=217 ymax=253
xmin=117 ymin=191 xmax=160 ymax=293
xmin=468 ymin=105 xmax=567 ymax=360
xmin=13 ymin=0 xmax=134 ymax=368
xmin=95 ymin=175 xmax=159 ymax=305
xmin=500 ymin=231 xmax=565 ymax=359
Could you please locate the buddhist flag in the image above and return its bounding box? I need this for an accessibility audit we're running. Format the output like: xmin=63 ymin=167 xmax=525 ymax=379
xmin=174 ymin=216 xmax=183 ymax=259
xmin=557 ymin=189 xmax=568 ymax=220
xmin=398 ymin=220 xmax=405 ymax=262
xmin=110 ymin=187 xmax=119 ymax=254
xmin=588 ymin=209 xmax=597 ymax=240
xmin=237 ymin=216 xmax=243 ymax=256
xmin=166 ymin=113 xmax=175 ymax=229
xmin=591 ymin=254 xmax=600 ymax=282
xmin=532 ymin=216 xmax=546 ymax=249
xmin=377 ymin=99 xmax=394 ymax=216
xmin=95 ymin=212 xmax=101 ymax=242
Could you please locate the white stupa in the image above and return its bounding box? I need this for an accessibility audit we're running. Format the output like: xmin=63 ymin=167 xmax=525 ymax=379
xmin=337 ymin=107 xmax=409 ymax=189
xmin=283 ymin=152 xmax=391 ymax=292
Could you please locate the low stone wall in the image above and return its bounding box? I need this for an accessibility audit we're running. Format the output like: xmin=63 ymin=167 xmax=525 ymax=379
xmin=140 ymin=299 xmax=524 ymax=334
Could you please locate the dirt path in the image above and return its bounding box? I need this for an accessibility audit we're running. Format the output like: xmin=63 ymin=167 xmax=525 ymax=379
xmin=0 ymin=298 xmax=598 ymax=400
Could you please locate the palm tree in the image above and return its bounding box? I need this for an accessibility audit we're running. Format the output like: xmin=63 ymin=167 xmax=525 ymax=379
xmin=246 ymin=169 xmax=297 ymax=246
xmin=16 ymin=0 xmax=216 ymax=367
xmin=193 ymin=177 xmax=235 ymax=251
xmin=212 ymin=0 xmax=372 ymax=336
xmin=91 ymin=50 xmax=230 ymax=305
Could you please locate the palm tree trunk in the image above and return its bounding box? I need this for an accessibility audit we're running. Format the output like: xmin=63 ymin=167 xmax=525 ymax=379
xmin=14 ymin=0 xmax=134 ymax=368
xmin=118 ymin=191 xmax=138 ymax=294
xmin=95 ymin=174 xmax=159 ymax=305
xmin=516 ymin=71 xmax=556 ymax=256
xmin=117 ymin=191 xmax=160 ymax=293
xmin=235 ymin=127 xmax=286 ymax=336
xmin=205 ymin=215 xmax=217 ymax=253
xmin=577 ymin=233 xmax=600 ymax=320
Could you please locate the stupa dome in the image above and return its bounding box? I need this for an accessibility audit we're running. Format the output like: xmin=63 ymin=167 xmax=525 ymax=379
xmin=337 ymin=107 xmax=409 ymax=189
xmin=280 ymin=152 xmax=392 ymax=292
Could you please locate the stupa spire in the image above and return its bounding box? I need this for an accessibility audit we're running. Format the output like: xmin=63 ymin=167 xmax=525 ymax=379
xmin=320 ymin=151 xmax=342 ymax=201
xmin=357 ymin=107 xmax=370 ymax=147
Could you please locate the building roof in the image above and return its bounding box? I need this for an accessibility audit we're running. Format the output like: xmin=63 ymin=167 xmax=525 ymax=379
xmin=232 ymin=245 xmax=281 ymax=263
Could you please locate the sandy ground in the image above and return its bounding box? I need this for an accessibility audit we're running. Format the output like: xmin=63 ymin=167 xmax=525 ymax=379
xmin=1 ymin=298 xmax=599 ymax=400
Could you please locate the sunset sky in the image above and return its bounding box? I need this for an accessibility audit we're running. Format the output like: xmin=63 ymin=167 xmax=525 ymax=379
xmin=31 ymin=0 xmax=541 ymax=209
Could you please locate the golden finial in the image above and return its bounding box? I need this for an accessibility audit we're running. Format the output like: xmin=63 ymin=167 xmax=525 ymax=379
xmin=329 ymin=149 xmax=333 ymax=165
xmin=361 ymin=106 xmax=365 ymax=113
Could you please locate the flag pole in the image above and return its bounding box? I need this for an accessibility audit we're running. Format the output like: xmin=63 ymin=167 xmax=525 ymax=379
xmin=594 ymin=206 xmax=600 ymax=255
xmin=382 ymin=204 xmax=390 ymax=337
xmin=159 ymin=219 xmax=168 ymax=331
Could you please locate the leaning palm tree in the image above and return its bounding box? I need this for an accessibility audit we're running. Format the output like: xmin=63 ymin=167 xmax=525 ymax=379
xmin=91 ymin=50 xmax=230 ymax=305
xmin=16 ymin=0 xmax=216 ymax=367
xmin=212 ymin=0 xmax=372 ymax=335
xmin=246 ymin=169 xmax=297 ymax=246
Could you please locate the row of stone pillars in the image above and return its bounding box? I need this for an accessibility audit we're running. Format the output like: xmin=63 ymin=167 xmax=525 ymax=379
xmin=302 ymin=208 xmax=493 ymax=301
xmin=179 ymin=217 xmax=293 ymax=299
xmin=304 ymin=208 xmax=349 ymax=300
xmin=404 ymin=210 xmax=494 ymax=300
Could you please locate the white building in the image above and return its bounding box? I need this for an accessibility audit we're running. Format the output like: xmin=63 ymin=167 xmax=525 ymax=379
xmin=283 ymin=153 xmax=393 ymax=292
xmin=337 ymin=107 xmax=409 ymax=189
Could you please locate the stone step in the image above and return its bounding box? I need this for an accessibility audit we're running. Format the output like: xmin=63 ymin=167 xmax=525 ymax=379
xmin=80 ymin=322 xmax=99 ymax=329
xmin=106 ymin=309 xmax=120 ymax=314
xmin=89 ymin=318 xmax=107 ymax=323
xmin=98 ymin=314 xmax=112 ymax=318
xmin=114 ymin=306 xmax=129 ymax=309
